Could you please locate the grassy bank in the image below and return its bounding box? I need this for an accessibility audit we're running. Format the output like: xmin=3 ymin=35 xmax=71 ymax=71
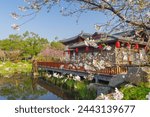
xmin=0 ymin=61 xmax=32 ymax=77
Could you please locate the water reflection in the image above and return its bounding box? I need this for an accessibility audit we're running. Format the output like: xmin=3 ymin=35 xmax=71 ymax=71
xmin=0 ymin=74 xmax=63 ymax=100
xmin=38 ymin=78 xmax=75 ymax=100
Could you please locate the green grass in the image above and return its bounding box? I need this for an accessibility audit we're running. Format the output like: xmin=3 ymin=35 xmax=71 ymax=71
xmin=0 ymin=61 xmax=32 ymax=77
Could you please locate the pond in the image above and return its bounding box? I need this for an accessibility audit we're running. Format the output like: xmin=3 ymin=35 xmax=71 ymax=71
xmin=0 ymin=74 xmax=74 ymax=100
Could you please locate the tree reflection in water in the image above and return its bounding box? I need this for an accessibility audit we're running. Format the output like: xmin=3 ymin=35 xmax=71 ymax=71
xmin=0 ymin=74 xmax=61 ymax=100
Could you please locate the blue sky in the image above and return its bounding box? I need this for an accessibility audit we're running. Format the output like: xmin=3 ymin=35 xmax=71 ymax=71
xmin=0 ymin=0 xmax=108 ymax=41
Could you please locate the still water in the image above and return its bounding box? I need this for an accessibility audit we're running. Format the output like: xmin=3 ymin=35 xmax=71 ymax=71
xmin=0 ymin=74 xmax=73 ymax=100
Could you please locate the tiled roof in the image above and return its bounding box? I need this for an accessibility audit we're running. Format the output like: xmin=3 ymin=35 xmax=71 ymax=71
xmin=60 ymin=32 xmax=92 ymax=43
xmin=69 ymin=35 xmax=116 ymax=48
xmin=61 ymin=30 xmax=148 ymax=48
xmin=69 ymin=34 xmax=147 ymax=49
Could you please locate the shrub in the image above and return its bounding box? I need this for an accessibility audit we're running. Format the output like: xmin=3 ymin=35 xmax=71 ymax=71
xmin=120 ymin=85 xmax=150 ymax=100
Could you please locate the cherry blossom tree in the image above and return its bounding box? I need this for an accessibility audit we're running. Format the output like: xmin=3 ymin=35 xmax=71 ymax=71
xmin=12 ymin=1 xmax=149 ymax=36
xmin=11 ymin=0 xmax=150 ymax=64
xmin=38 ymin=46 xmax=64 ymax=61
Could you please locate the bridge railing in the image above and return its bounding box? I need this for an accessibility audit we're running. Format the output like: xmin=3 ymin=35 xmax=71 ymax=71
xmin=97 ymin=66 xmax=127 ymax=75
xmin=37 ymin=61 xmax=128 ymax=75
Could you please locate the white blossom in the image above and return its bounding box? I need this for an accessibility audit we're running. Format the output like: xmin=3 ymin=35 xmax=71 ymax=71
xmin=100 ymin=93 xmax=104 ymax=98
xmin=94 ymin=24 xmax=101 ymax=31
xmin=84 ymin=40 xmax=89 ymax=46
xmin=59 ymin=65 xmax=64 ymax=69
xmin=10 ymin=12 xmax=19 ymax=20
xmin=92 ymin=59 xmax=105 ymax=70
xmin=69 ymin=73 xmax=73 ymax=77
xmin=97 ymin=93 xmax=110 ymax=100
xmin=64 ymin=78 xmax=68 ymax=82
xmin=113 ymin=88 xmax=124 ymax=100
xmin=53 ymin=72 xmax=59 ymax=78
xmin=18 ymin=6 xmax=27 ymax=12
xmin=103 ymin=45 xmax=112 ymax=51
xmin=97 ymin=88 xmax=124 ymax=100
xmin=128 ymin=0 xmax=133 ymax=2
xmin=23 ymin=0 xmax=30 ymax=4
xmin=84 ymin=39 xmax=98 ymax=48
xmin=128 ymin=0 xmax=133 ymax=4
xmin=31 ymin=3 xmax=40 ymax=10
xmin=84 ymin=64 xmax=93 ymax=71
xmin=11 ymin=24 xmax=20 ymax=30
xmin=146 ymin=12 xmax=150 ymax=18
xmin=146 ymin=92 xmax=150 ymax=100
xmin=104 ymin=96 xmax=109 ymax=100
xmin=73 ymin=75 xmax=81 ymax=81
xmin=79 ymin=63 xmax=83 ymax=67
xmin=87 ymin=74 xmax=94 ymax=80
xmin=122 ymin=75 xmax=125 ymax=78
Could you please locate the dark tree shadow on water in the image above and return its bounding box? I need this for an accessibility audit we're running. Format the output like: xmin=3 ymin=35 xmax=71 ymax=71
xmin=0 ymin=75 xmax=47 ymax=100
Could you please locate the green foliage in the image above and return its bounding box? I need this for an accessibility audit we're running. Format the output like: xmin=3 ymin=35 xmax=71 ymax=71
xmin=65 ymin=79 xmax=75 ymax=90
xmin=0 ymin=34 xmax=23 ymax=51
xmin=120 ymin=85 xmax=150 ymax=100
xmin=139 ymin=82 xmax=150 ymax=88
xmin=0 ymin=61 xmax=32 ymax=77
xmin=0 ymin=32 xmax=66 ymax=62
xmin=0 ymin=31 xmax=49 ymax=61
xmin=50 ymin=41 xmax=65 ymax=50
xmin=21 ymin=31 xmax=49 ymax=59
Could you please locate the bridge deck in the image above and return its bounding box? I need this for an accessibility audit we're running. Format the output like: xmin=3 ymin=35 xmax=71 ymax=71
xmin=35 ymin=61 xmax=128 ymax=82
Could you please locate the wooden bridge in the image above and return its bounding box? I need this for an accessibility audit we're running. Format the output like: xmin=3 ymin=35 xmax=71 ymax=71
xmin=34 ymin=61 xmax=128 ymax=82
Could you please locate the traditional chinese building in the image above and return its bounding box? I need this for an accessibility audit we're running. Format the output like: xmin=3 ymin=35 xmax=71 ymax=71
xmin=36 ymin=30 xmax=149 ymax=84
xmin=61 ymin=31 xmax=148 ymax=69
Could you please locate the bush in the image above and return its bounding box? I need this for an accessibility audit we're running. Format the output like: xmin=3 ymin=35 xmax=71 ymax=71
xmin=120 ymin=85 xmax=150 ymax=100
